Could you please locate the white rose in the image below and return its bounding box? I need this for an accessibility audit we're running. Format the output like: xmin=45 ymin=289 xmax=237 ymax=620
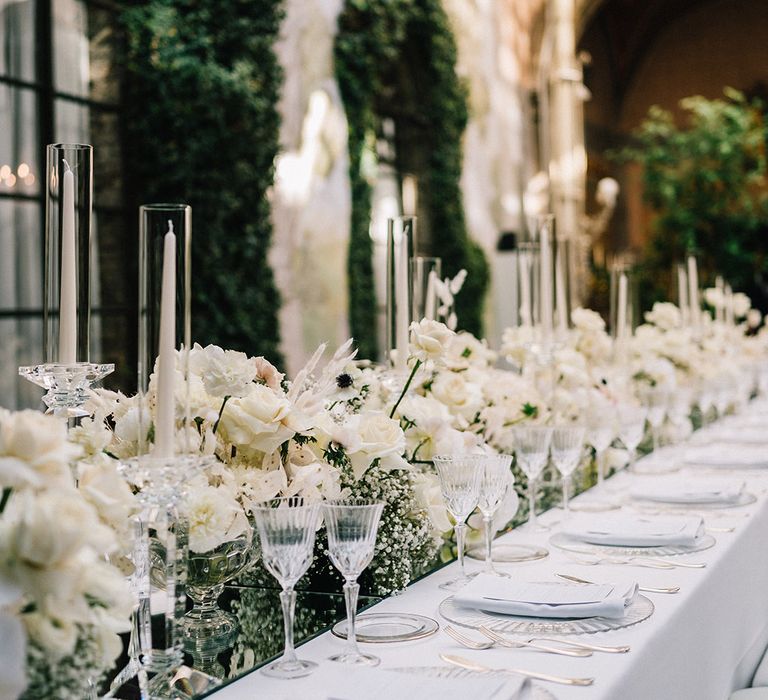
xmin=571 ymin=307 xmax=605 ymax=333
xmin=732 ymin=293 xmax=751 ymax=319
xmin=0 ymin=410 xmax=80 ymax=490
xmin=747 ymin=309 xmax=762 ymax=329
xmin=429 ymin=372 xmax=483 ymax=422
xmin=411 ymin=471 xmax=452 ymax=533
xmin=444 ymin=332 xmax=496 ymax=370
xmin=644 ymin=302 xmax=682 ymax=330
xmin=347 ymin=413 xmax=409 ymax=479
xmin=183 ymin=483 xmax=249 ymax=553
xmin=408 ymin=319 xmax=455 ymax=364
xmin=704 ymin=287 xmax=724 ymax=309
xmin=189 ymin=343 xmax=257 ymax=398
xmin=4 ymin=490 xmax=115 ymax=568
xmin=77 ymin=456 xmax=139 ymax=550
xmin=219 ymin=384 xmax=295 ymax=455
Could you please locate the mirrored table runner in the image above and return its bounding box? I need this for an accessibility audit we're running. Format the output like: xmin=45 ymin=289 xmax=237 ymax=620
xmin=106 ymin=586 xmax=382 ymax=699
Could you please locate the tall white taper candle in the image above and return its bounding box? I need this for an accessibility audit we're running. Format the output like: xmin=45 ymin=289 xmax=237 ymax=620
xmin=395 ymin=230 xmax=409 ymax=373
xmin=539 ymin=225 xmax=553 ymax=338
xmin=154 ymin=221 xmax=176 ymax=458
xmin=555 ymin=249 xmax=567 ymax=335
xmin=617 ymin=272 xmax=628 ymax=339
xmin=425 ymin=270 xmax=437 ymax=321
xmin=677 ymin=265 xmax=688 ymax=325
xmin=519 ymin=251 xmax=532 ymax=326
xmin=687 ymin=255 xmax=699 ymax=327
xmin=59 ymin=160 xmax=77 ymax=363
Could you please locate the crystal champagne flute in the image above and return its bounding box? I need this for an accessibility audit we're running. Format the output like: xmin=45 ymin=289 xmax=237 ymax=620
xmin=618 ymin=404 xmax=647 ymax=472
xmin=322 ymin=499 xmax=384 ymax=666
xmin=251 ymin=497 xmax=321 ymax=679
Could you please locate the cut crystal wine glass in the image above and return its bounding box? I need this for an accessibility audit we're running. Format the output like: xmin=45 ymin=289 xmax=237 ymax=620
xmin=475 ymin=453 xmax=513 ymax=577
xmin=550 ymin=426 xmax=585 ymax=516
xmin=322 ymin=499 xmax=384 ymax=666
xmin=433 ymin=454 xmax=483 ymax=591
xmin=251 ymin=497 xmax=321 ymax=679
xmin=512 ymin=426 xmax=553 ymax=533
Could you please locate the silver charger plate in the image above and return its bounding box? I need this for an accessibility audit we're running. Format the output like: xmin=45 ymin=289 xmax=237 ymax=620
xmin=549 ymin=531 xmax=716 ymax=557
xmin=438 ymin=587 xmax=654 ymax=635
xmin=467 ymin=543 xmax=549 ymax=563
xmin=392 ymin=666 xmax=556 ymax=699
xmin=630 ymin=491 xmax=756 ymax=510
xmin=331 ymin=612 xmax=439 ymax=643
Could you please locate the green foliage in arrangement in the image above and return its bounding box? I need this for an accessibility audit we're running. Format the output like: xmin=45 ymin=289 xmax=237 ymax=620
xmin=615 ymin=89 xmax=768 ymax=309
xmin=335 ymin=0 xmax=489 ymax=358
xmin=121 ymin=0 xmax=283 ymax=362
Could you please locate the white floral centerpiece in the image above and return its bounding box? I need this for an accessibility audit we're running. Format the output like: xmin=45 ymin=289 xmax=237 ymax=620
xmin=0 ymin=409 xmax=132 ymax=700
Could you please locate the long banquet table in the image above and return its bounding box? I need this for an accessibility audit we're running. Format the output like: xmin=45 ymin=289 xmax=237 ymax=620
xmin=208 ymin=407 xmax=768 ymax=700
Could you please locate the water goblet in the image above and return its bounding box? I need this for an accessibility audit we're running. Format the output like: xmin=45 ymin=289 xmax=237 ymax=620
xmin=433 ymin=454 xmax=483 ymax=591
xmin=512 ymin=426 xmax=553 ymax=533
xmin=322 ymin=499 xmax=384 ymax=666
xmin=475 ymin=453 xmax=513 ymax=577
xmin=617 ymin=404 xmax=647 ymax=472
xmin=251 ymin=497 xmax=321 ymax=679
xmin=550 ymin=426 xmax=585 ymax=516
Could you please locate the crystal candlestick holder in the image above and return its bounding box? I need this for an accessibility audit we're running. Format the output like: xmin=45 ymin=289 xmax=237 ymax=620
xmin=115 ymin=454 xmax=212 ymax=698
xmin=18 ymin=362 xmax=114 ymax=417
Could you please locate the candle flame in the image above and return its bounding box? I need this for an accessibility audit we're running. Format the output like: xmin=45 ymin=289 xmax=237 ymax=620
xmin=167 ymin=219 xmax=174 ymax=233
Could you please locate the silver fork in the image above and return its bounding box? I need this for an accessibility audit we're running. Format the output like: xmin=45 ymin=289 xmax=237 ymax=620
xmin=444 ymin=625 xmax=591 ymax=657
xmin=479 ymin=625 xmax=630 ymax=654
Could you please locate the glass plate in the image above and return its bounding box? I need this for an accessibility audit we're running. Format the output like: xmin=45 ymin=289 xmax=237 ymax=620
xmin=331 ymin=612 xmax=439 ymax=643
xmin=569 ymin=499 xmax=622 ymax=513
xmin=467 ymin=543 xmax=549 ymax=563
xmin=439 ymin=588 xmax=654 ymax=635
xmin=549 ymin=531 xmax=716 ymax=557
xmin=630 ymin=491 xmax=756 ymax=510
xmin=392 ymin=666 xmax=555 ymax=700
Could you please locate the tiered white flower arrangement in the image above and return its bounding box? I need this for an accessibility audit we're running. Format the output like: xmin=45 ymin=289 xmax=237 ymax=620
xmin=0 ymin=410 xmax=132 ymax=699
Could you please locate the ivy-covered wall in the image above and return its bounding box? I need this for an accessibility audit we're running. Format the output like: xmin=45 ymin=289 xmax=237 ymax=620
xmin=121 ymin=0 xmax=283 ymax=362
xmin=335 ymin=0 xmax=489 ymax=359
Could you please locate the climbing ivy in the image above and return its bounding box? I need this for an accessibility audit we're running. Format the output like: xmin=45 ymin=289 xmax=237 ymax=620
xmin=121 ymin=0 xmax=284 ymax=362
xmin=335 ymin=0 xmax=489 ymax=359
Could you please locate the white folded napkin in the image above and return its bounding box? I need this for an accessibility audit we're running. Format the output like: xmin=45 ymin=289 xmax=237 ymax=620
xmin=453 ymin=574 xmax=637 ymax=619
xmin=561 ymin=513 xmax=705 ymax=547
xmin=684 ymin=445 xmax=768 ymax=468
xmin=630 ymin=478 xmax=744 ymax=504
xmin=320 ymin=663 xmax=528 ymax=700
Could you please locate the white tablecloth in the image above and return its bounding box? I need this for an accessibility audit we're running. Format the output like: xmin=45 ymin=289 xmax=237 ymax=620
xmin=211 ymin=411 xmax=768 ymax=700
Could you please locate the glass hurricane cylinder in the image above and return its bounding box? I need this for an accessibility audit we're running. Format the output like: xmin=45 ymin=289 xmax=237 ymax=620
xmin=19 ymin=144 xmax=113 ymax=418
xmin=411 ymin=256 xmax=441 ymax=322
xmin=385 ymin=217 xmax=417 ymax=373
xmin=43 ymin=144 xmax=92 ymax=363
xmin=138 ymin=204 xmax=192 ymax=456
